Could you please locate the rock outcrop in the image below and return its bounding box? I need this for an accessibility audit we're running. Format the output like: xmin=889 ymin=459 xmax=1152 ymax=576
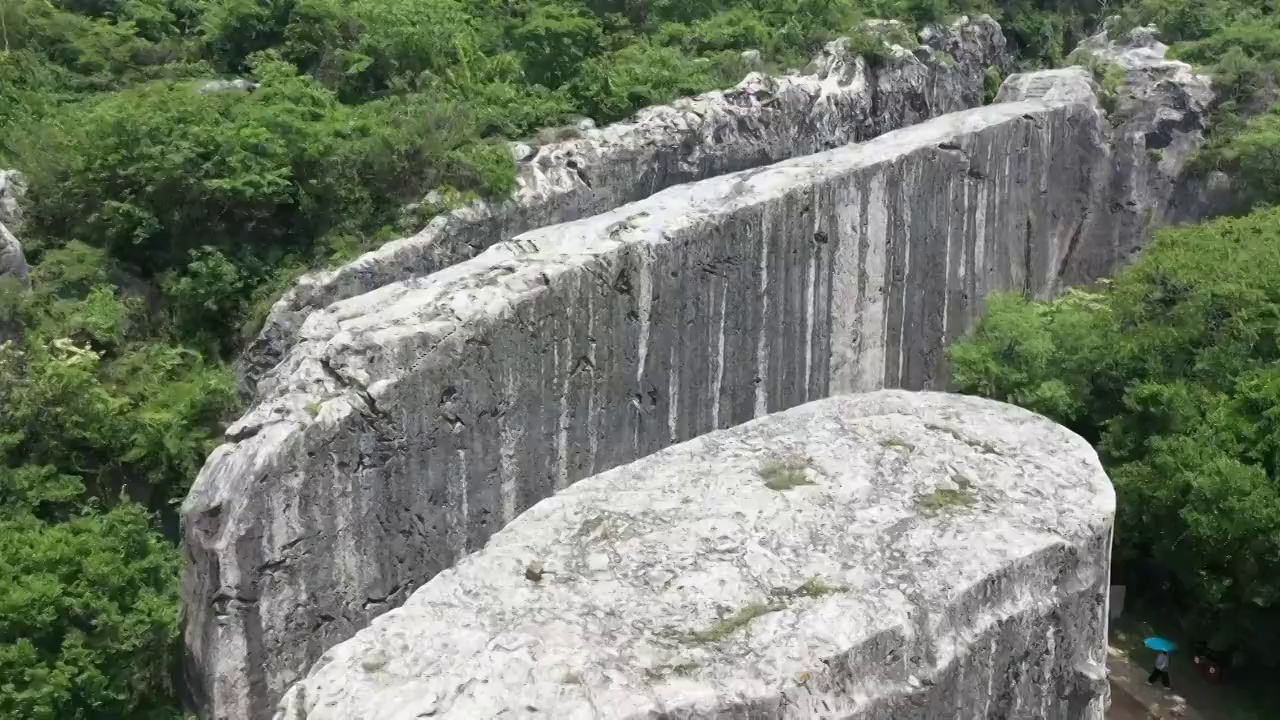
xmin=0 ymin=170 xmax=30 ymax=292
xmin=183 ymin=84 xmax=1120 ymax=719
xmin=276 ymin=391 xmax=1116 ymax=720
xmin=237 ymin=16 xmax=1011 ymax=401
xmin=1004 ymin=24 xmax=1218 ymax=283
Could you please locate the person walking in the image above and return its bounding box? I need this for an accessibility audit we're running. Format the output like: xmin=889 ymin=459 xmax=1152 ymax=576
xmin=1148 ymin=650 xmax=1171 ymax=688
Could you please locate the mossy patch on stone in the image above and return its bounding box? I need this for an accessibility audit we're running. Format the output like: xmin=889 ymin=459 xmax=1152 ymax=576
xmin=879 ymin=436 xmax=915 ymax=454
xmin=644 ymin=660 xmax=699 ymax=681
xmin=918 ymin=471 xmax=978 ymax=512
xmin=774 ymin=576 xmax=849 ymax=599
xmin=758 ymin=454 xmax=815 ymax=491
xmin=688 ymin=601 xmax=787 ymax=643
xmin=920 ymin=487 xmax=977 ymax=510
xmin=688 ymin=577 xmax=846 ymax=643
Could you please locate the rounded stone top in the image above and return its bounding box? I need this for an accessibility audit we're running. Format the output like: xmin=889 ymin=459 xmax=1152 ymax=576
xmin=277 ymin=391 xmax=1114 ymax=719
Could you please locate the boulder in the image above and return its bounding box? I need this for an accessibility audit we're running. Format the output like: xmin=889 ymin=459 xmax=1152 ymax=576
xmin=0 ymin=222 xmax=30 ymax=292
xmin=277 ymin=391 xmax=1115 ymax=720
xmin=0 ymin=170 xmax=30 ymax=293
xmin=197 ymin=78 xmax=261 ymax=94
xmin=0 ymin=169 xmax=26 ymax=232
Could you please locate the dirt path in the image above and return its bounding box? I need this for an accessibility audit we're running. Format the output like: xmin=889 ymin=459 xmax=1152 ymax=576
xmin=1109 ymin=680 xmax=1154 ymax=720
xmin=1107 ymin=646 xmax=1206 ymax=720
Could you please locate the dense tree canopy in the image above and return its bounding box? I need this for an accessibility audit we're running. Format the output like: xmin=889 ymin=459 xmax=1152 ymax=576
xmin=949 ymin=209 xmax=1280 ymax=668
xmin=4 ymin=0 xmax=1280 ymax=714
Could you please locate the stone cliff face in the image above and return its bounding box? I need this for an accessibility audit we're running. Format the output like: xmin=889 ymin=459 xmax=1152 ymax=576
xmin=276 ymin=391 xmax=1116 ymax=720
xmin=991 ymin=26 xmax=1218 ymax=289
xmin=183 ymin=86 xmax=1115 ymax=719
xmin=1055 ymin=25 xmax=1219 ymax=283
xmin=236 ymin=15 xmax=1010 ymax=401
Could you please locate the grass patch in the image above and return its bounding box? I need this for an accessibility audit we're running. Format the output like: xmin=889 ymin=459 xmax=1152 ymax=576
xmin=759 ymin=454 xmax=815 ymax=491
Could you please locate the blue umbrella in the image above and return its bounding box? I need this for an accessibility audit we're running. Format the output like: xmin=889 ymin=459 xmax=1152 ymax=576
xmin=1145 ymin=636 xmax=1178 ymax=653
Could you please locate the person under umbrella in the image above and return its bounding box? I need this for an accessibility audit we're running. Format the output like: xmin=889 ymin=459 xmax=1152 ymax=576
xmin=1145 ymin=636 xmax=1177 ymax=688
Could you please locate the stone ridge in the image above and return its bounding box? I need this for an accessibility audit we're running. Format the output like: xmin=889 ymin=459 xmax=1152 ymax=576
xmin=236 ymin=15 xmax=1010 ymax=400
xmin=276 ymin=390 xmax=1116 ymax=720
xmin=182 ymin=92 xmax=1110 ymax=720
xmin=1000 ymin=25 xmax=1219 ymax=284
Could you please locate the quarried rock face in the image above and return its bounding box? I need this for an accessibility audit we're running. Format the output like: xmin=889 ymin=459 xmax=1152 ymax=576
xmin=182 ymin=91 xmax=1112 ymax=720
xmin=237 ymin=16 xmax=1010 ymax=401
xmin=276 ymin=391 xmax=1116 ymax=720
xmin=999 ymin=24 xmax=1219 ymax=285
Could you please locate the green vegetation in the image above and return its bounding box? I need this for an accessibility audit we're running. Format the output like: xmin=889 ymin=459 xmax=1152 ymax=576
xmin=879 ymin=436 xmax=917 ymax=453
xmin=949 ymin=209 xmax=1280 ymax=672
xmin=758 ymin=454 xmax=816 ymax=490
xmin=5 ymin=0 xmax=1280 ymax=713
xmin=918 ymin=475 xmax=978 ymax=511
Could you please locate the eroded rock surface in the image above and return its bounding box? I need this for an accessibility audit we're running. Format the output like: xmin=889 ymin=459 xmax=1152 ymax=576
xmin=276 ymin=391 xmax=1115 ymax=720
xmin=0 ymin=170 xmax=30 ymax=293
xmin=1011 ymin=24 xmax=1220 ymax=283
xmin=183 ymin=89 xmax=1117 ymax=719
xmin=237 ymin=16 xmax=1010 ymax=400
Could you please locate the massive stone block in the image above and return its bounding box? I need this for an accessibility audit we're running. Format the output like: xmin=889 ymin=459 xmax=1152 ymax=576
xmin=182 ymin=91 xmax=1114 ymax=719
xmin=276 ymin=391 xmax=1116 ymax=720
xmin=237 ymin=16 xmax=1010 ymax=400
xmin=999 ymin=25 xmax=1219 ymax=285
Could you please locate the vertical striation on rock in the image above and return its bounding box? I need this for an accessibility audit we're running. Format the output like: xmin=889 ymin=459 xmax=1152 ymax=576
xmin=998 ymin=24 xmax=1218 ymax=287
xmin=276 ymin=391 xmax=1116 ymax=720
xmin=236 ymin=16 xmax=1011 ymax=400
xmin=182 ymin=91 xmax=1115 ymax=720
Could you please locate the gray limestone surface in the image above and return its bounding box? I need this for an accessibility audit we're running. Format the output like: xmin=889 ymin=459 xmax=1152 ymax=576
xmin=276 ymin=391 xmax=1116 ymax=720
xmin=237 ymin=16 xmax=1010 ymax=400
xmin=182 ymin=92 xmax=1113 ymax=720
xmin=998 ymin=25 xmax=1219 ymax=284
xmin=0 ymin=169 xmax=30 ymax=293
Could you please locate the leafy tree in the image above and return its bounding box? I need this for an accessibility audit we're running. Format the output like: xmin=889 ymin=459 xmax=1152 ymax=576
xmin=0 ymin=507 xmax=183 ymax=720
xmin=512 ymin=4 xmax=604 ymax=89
xmin=949 ymin=208 xmax=1280 ymax=668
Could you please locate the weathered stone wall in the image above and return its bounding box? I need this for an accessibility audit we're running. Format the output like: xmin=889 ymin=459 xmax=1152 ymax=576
xmin=276 ymin=391 xmax=1116 ymax=720
xmin=182 ymin=92 xmax=1113 ymax=719
xmin=237 ymin=16 xmax=1010 ymax=399
xmin=999 ymin=25 xmax=1219 ymax=286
